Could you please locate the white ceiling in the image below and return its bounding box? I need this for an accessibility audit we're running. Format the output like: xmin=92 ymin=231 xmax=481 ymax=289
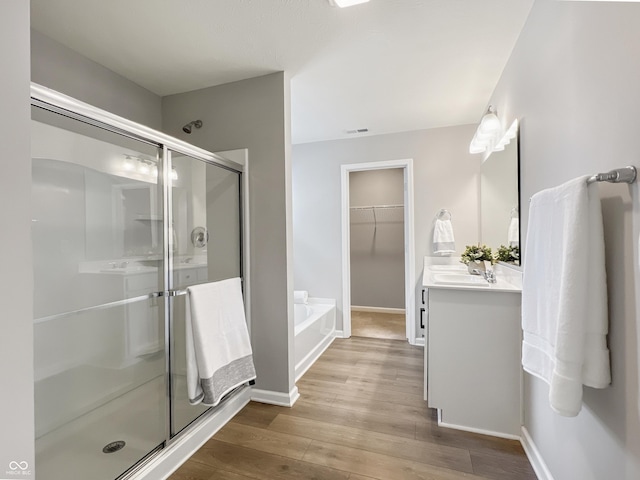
xmin=30 ymin=0 xmax=534 ymax=144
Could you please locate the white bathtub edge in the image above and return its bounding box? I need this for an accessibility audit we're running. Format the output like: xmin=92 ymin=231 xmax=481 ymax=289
xmin=295 ymin=329 xmax=337 ymax=382
xmin=307 ymin=297 xmax=336 ymax=306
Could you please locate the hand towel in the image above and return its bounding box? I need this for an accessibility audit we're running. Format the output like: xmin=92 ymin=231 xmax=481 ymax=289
xmin=508 ymin=217 xmax=519 ymax=247
xmin=294 ymin=290 xmax=309 ymax=304
xmin=433 ymin=219 xmax=456 ymax=254
xmin=186 ymin=278 xmax=256 ymax=406
xmin=522 ymin=176 xmax=610 ymax=417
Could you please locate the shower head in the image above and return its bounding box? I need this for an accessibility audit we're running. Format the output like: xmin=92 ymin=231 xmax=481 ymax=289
xmin=182 ymin=119 xmax=203 ymax=134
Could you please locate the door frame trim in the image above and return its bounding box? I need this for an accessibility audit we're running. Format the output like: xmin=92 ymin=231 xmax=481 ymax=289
xmin=340 ymin=158 xmax=416 ymax=344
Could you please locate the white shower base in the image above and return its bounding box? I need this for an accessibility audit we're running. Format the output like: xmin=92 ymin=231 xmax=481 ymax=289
xmin=35 ymin=375 xmax=165 ymax=480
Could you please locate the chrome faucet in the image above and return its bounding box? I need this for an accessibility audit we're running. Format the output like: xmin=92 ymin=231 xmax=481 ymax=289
xmin=471 ymin=269 xmax=497 ymax=284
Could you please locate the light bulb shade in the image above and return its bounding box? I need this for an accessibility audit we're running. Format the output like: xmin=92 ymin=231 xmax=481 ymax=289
xmin=478 ymin=113 xmax=501 ymax=136
xmin=138 ymin=162 xmax=150 ymax=174
xmin=469 ymin=142 xmax=486 ymax=154
xmin=470 ymin=110 xmax=518 ymax=159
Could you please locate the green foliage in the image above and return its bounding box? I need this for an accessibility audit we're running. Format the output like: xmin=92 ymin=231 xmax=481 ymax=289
xmin=496 ymin=245 xmax=520 ymax=264
xmin=460 ymin=244 xmax=495 ymax=265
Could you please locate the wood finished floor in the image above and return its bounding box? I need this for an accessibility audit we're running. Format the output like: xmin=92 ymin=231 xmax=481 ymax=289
xmin=169 ymin=337 xmax=536 ymax=480
xmin=351 ymin=310 xmax=406 ymax=340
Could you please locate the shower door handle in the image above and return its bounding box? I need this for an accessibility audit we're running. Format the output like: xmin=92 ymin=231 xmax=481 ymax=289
xmin=155 ymin=289 xmax=188 ymax=297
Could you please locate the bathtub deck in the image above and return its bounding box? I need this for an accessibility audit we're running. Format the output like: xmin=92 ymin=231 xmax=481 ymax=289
xmin=169 ymin=337 xmax=536 ymax=480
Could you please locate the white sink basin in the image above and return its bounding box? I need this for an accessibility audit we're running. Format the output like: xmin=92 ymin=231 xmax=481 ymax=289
xmin=429 ymin=264 xmax=468 ymax=272
xmin=432 ymin=273 xmax=489 ymax=287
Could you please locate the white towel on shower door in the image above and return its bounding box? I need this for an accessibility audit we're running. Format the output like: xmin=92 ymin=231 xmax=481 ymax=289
xmin=186 ymin=278 xmax=256 ymax=406
xmin=522 ymin=176 xmax=610 ymax=417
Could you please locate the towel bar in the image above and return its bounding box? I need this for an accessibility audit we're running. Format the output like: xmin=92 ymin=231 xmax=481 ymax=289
xmin=587 ymin=166 xmax=637 ymax=185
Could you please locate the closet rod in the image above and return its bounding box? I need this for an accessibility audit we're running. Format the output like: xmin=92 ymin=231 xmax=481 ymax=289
xmin=587 ymin=166 xmax=637 ymax=185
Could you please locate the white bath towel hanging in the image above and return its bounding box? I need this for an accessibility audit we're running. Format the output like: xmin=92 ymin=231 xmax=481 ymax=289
xmin=186 ymin=278 xmax=256 ymax=406
xmin=508 ymin=217 xmax=520 ymax=247
xmin=433 ymin=218 xmax=456 ymax=254
xmin=522 ymin=176 xmax=610 ymax=417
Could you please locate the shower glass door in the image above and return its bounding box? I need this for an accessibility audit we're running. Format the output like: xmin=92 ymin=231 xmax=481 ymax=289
xmin=169 ymin=151 xmax=243 ymax=435
xmin=31 ymin=106 xmax=167 ymax=480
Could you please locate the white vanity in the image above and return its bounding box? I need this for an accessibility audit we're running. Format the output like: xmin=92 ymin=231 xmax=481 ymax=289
xmin=422 ymin=258 xmax=522 ymax=439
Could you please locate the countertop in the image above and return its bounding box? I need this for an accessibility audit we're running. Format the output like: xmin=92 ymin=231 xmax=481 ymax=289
xmin=422 ymin=257 xmax=522 ymax=294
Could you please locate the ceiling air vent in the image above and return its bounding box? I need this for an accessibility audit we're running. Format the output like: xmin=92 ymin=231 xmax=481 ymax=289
xmin=346 ymin=128 xmax=369 ymax=134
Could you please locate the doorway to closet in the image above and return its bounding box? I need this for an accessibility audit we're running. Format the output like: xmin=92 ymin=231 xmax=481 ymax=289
xmin=341 ymin=159 xmax=416 ymax=344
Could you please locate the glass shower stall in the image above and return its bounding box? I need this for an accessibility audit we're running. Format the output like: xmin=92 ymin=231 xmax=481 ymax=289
xmin=31 ymin=85 xmax=246 ymax=480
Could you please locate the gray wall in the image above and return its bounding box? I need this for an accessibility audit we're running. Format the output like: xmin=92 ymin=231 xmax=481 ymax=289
xmin=349 ymin=168 xmax=405 ymax=309
xmin=489 ymin=0 xmax=640 ymax=478
xmin=31 ymin=30 xmax=162 ymax=129
xmin=293 ymin=125 xmax=480 ymax=336
xmin=162 ymin=73 xmax=294 ymax=396
xmin=0 ymin=2 xmax=34 ymax=478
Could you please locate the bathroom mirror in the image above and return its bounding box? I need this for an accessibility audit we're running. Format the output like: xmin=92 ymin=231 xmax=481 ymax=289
xmin=479 ymin=127 xmax=520 ymax=262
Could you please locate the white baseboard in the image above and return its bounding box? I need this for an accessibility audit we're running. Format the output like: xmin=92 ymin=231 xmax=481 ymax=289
xmin=335 ymin=330 xmax=347 ymax=338
xmin=521 ymin=426 xmax=554 ymax=480
xmin=295 ymin=331 xmax=336 ymax=382
xmin=414 ymin=337 xmax=425 ymax=347
xmin=130 ymin=386 xmax=251 ymax=480
xmin=251 ymin=386 xmax=300 ymax=407
xmin=437 ymin=411 xmax=520 ymax=441
xmin=351 ymin=305 xmax=406 ymax=314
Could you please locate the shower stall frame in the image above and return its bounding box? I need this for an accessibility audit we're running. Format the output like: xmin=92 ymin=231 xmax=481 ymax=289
xmin=31 ymin=83 xmax=253 ymax=480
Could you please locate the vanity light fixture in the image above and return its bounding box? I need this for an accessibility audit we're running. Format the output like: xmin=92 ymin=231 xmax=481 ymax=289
xmin=122 ymin=154 xmax=177 ymax=182
xmin=137 ymin=161 xmax=151 ymax=175
xmin=329 ymin=0 xmax=370 ymax=8
xmin=123 ymin=155 xmax=136 ymax=171
xmin=469 ymin=106 xmax=502 ymax=155
xmin=493 ymin=119 xmax=518 ymax=152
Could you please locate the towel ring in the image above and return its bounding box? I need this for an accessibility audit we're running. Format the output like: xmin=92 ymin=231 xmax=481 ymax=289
xmin=436 ymin=209 xmax=451 ymax=221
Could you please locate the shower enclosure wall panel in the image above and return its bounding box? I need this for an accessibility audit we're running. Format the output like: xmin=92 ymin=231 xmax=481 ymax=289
xmin=31 ymin=87 xmax=247 ymax=480
xmin=170 ymin=152 xmax=243 ymax=435
xmin=32 ymin=110 xmax=168 ymax=480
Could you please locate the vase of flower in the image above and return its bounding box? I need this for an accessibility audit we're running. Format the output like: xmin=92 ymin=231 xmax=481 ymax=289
xmin=460 ymin=244 xmax=495 ymax=275
xmin=467 ymin=260 xmax=486 ymax=275
xmin=496 ymin=245 xmax=520 ymax=265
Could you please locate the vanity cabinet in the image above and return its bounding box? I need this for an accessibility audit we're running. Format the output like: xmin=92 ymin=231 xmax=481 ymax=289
xmin=426 ymin=287 xmax=522 ymax=438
